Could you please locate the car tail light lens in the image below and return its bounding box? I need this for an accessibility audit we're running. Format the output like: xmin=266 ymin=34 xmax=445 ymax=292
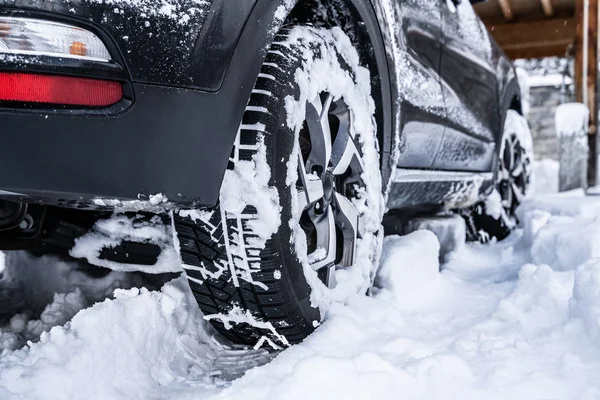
xmin=0 ymin=17 xmax=111 ymax=61
xmin=0 ymin=72 xmax=123 ymax=106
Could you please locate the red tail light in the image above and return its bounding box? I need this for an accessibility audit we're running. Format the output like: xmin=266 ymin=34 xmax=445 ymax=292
xmin=0 ymin=72 xmax=123 ymax=107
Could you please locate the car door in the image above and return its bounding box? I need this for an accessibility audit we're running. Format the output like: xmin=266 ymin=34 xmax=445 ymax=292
xmin=436 ymin=0 xmax=498 ymax=172
xmin=396 ymin=0 xmax=446 ymax=169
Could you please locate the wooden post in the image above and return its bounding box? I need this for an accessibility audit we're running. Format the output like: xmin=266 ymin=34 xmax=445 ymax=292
xmin=575 ymin=0 xmax=598 ymax=187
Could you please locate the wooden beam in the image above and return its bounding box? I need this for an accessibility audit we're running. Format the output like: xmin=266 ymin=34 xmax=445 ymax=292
xmin=500 ymin=44 xmax=572 ymax=59
xmin=497 ymin=0 xmax=515 ymax=20
xmin=480 ymin=9 xmax=576 ymax=26
xmin=541 ymin=0 xmax=555 ymax=16
xmin=574 ymin=0 xmax=599 ymax=186
xmin=485 ymin=17 xmax=577 ymax=59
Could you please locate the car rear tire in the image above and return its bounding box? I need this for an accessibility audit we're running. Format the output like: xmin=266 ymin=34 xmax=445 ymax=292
xmin=462 ymin=109 xmax=533 ymax=242
xmin=175 ymin=27 xmax=383 ymax=347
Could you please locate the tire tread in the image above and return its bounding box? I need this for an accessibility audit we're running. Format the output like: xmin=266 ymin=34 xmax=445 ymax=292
xmin=176 ymin=33 xmax=318 ymax=347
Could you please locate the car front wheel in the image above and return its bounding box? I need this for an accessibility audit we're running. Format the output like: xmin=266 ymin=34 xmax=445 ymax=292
xmin=462 ymin=109 xmax=533 ymax=242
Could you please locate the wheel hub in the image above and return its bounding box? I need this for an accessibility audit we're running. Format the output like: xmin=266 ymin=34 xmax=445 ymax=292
xmin=296 ymin=93 xmax=365 ymax=288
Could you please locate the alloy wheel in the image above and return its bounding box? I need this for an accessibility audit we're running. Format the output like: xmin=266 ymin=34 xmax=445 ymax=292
xmin=498 ymin=133 xmax=530 ymax=218
xmin=296 ymin=93 xmax=365 ymax=288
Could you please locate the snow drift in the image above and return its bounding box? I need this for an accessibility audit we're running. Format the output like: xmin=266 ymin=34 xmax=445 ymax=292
xmin=1 ymin=162 xmax=600 ymax=399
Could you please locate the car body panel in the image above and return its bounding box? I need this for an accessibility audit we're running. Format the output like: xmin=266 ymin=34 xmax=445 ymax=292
xmin=0 ymin=83 xmax=231 ymax=206
xmin=395 ymin=0 xmax=446 ymax=169
xmin=0 ymin=0 xmax=293 ymax=206
xmin=387 ymin=168 xmax=495 ymax=210
xmin=373 ymin=0 xmax=520 ymax=210
xmin=0 ymin=0 xmax=259 ymax=91
xmin=436 ymin=0 xmax=498 ymax=172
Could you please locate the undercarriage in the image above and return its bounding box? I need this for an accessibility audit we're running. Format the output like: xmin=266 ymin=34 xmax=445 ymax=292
xmin=0 ymin=201 xmax=163 ymax=267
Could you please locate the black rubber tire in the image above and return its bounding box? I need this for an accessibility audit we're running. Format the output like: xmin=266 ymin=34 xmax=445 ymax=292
xmin=461 ymin=110 xmax=532 ymax=243
xmin=461 ymin=202 xmax=512 ymax=242
xmin=175 ymin=28 xmax=372 ymax=347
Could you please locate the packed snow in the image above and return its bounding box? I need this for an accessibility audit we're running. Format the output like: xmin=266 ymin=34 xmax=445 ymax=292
xmin=526 ymin=74 xmax=573 ymax=88
xmin=1 ymin=161 xmax=600 ymax=399
xmin=0 ymin=0 xmax=593 ymax=396
xmin=70 ymin=213 xmax=181 ymax=274
xmin=555 ymin=103 xmax=590 ymax=138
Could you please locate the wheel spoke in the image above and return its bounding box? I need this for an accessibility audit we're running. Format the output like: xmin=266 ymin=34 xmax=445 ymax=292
xmin=513 ymin=147 xmax=522 ymax=168
xmin=500 ymin=182 xmax=512 ymax=209
xmin=333 ymin=192 xmax=359 ymax=267
xmin=308 ymin=206 xmax=337 ymax=272
xmin=511 ymin=181 xmax=524 ymax=203
xmin=323 ymin=265 xmax=337 ymax=288
xmin=511 ymin=162 xmax=523 ymax=178
xmin=297 ymin=191 xmax=308 ymax=214
xmin=297 ymin=153 xmax=324 ymax=210
xmin=320 ymin=93 xmax=334 ymax=116
xmin=331 ymin=134 xmax=364 ymax=177
xmin=305 ymin=96 xmax=333 ymax=173
xmin=508 ymin=137 xmax=517 ymax=170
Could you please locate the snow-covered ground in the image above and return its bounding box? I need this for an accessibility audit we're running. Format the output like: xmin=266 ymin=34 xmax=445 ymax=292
xmin=2 ymin=160 xmax=600 ymax=399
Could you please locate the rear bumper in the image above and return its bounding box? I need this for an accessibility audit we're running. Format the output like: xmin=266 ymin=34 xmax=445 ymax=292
xmin=0 ymin=83 xmax=235 ymax=208
xmin=0 ymin=1 xmax=289 ymax=208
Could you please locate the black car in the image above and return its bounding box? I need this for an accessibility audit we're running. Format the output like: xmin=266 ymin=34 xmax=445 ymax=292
xmin=0 ymin=0 xmax=532 ymax=347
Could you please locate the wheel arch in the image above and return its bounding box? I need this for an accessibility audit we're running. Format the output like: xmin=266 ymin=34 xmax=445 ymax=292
xmin=475 ymin=53 xmax=516 ymax=186
xmin=498 ymin=75 xmax=523 ymax=143
xmin=509 ymin=94 xmax=523 ymax=115
xmin=491 ymin=73 xmax=523 ymax=184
